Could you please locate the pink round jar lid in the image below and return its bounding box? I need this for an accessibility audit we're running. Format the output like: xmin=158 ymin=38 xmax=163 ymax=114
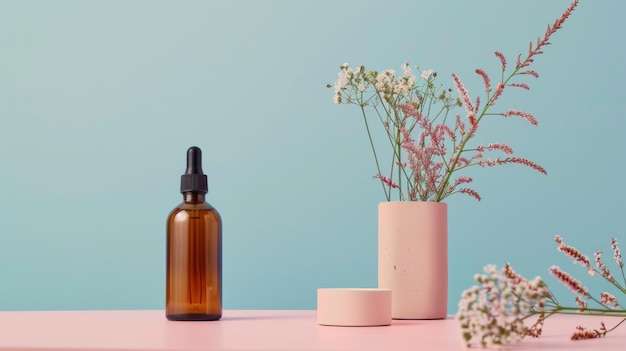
xmin=317 ymin=288 xmax=392 ymax=327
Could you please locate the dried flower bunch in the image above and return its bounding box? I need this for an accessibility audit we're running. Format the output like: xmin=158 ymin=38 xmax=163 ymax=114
xmin=458 ymin=236 xmax=626 ymax=348
xmin=329 ymin=1 xmax=579 ymax=202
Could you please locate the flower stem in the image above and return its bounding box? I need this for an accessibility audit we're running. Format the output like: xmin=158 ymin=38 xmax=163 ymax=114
xmin=360 ymin=104 xmax=389 ymax=201
xmin=605 ymin=317 xmax=626 ymax=333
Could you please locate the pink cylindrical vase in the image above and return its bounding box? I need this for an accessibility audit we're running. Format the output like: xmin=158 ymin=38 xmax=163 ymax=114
xmin=378 ymin=201 xmax=447 ymax=319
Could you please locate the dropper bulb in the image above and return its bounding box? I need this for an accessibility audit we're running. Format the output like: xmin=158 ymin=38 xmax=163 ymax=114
xmin=186 ymin=146 xmax=204 ymax=175
xmin=180 ymin=146 xmax=208 ymax=194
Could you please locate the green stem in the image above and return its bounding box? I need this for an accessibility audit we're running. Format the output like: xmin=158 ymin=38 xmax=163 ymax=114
xmin=605 ymin=317 xmax=626 ymax=333
xmin=550 ymin=310 xmax=626 ymax=316
xmin=373 ymin=91 xmax=413 ymax=199
xmin=360 ymin=104 xmax=389 ymax=201
xmin=434 ymin=122 xmax=476 ymax=202
xmin=395 ymin=108 xmax=403 ymax=200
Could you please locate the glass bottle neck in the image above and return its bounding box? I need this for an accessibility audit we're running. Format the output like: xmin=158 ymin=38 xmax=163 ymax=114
xmin=183 ymin=192 xmax=206 ymax=203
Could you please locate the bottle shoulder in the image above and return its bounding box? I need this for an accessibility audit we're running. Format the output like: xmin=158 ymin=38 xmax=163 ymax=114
xmin=172 ymin=201 xmax=213 ymax=210
xmin=168 ymin=202 xmax=221 ymax=220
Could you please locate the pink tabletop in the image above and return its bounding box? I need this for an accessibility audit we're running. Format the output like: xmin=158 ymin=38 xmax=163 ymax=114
xmin=0 ymin=310 xmax=624 ymax=350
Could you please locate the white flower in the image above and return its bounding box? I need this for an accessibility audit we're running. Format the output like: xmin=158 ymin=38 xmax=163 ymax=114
xmin=407 ymin=76 xmax=416 ymax=87
xmin=333 ymin=81 xmax=341 ymax=94
xmin=334 ymin=71 xmax=349 ymax=93
xmin=402 ymin=61 xmax=412 ymax=77
xmin=357 ymin=84 xmax=365 ymax=92
xmin=421 ymin=69 xmax=434 ymax=79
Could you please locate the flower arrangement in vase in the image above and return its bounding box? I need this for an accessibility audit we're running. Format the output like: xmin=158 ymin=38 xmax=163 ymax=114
xmin=328 ymin=0 xmax=578 ymax=319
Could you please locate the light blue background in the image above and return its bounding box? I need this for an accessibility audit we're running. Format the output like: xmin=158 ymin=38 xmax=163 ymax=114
xmin=1 ymin=0 xmax=624 ymax=313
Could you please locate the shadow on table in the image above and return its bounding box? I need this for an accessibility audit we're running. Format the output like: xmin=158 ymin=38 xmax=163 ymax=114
xmin=390 ymin=316 xmax=455 ymax=326
xmin=221 ymin=314 xmax=311 ymax=321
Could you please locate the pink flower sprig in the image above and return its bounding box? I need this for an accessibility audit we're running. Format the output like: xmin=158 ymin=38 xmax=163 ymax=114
xmin=373 ymin=174 xmax=398 ymax=189
xmin=475 ymin=69 xmax=491 ymax=94
xmin=596 ymin=250 xmax=615 ymax=282
xmin=554 ymin=234 xmax=592 ymax=271
xmin=601 ymin=292 xmax=617 ymax=306
xmin=459 ymin=188 xmax=481 ymax=201
xmin=570 ymin=324 xmax=605 ymax=340
xmin=549 ymin=265 xmax=589 ymax=296
xmin=612 ymin=238 xmax=623 ymax=267
xmin=460 ymin=235 xmax=626 ymax=348
xmin=494 ymin=51 xmax=507 ymax=72
xmin=452 ymin=73 xmax=475 ymax=120
xmin=516 ymin=0 xmax=579 ymax=70
xmin=575 ymin=296 xmax=587 ymax=312
xmin=500 ymin=109 xmax=538 ymax=126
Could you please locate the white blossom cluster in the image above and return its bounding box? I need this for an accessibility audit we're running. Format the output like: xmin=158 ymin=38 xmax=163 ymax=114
xmin=457 ymin=264 xmax=549 ymax=348
xmin=332 ymin=62 xmax=443 ymax=106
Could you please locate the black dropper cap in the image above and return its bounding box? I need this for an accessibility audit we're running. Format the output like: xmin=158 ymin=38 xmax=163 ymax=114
xmin=180 ymin=146 xmax=208 ymax=194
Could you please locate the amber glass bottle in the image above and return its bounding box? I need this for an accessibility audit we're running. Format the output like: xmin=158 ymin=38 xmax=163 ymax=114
xmin=166 ymin=146 xmax=222 ymax=321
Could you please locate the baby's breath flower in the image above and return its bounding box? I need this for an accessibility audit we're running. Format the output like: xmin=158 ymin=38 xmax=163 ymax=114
xmin=420 ymin=69 xmax=433 ymax=79
xmin=457 ymin=264 xmax=550 ymax=348
xmin=401 ymin=61 xmax=411 ymax=77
